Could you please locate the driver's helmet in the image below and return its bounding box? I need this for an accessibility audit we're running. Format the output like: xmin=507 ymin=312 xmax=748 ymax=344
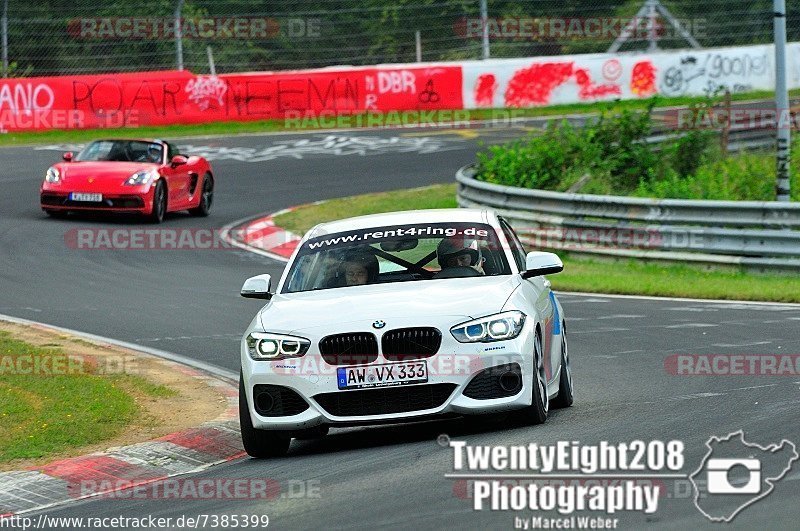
xmin=147 ymin=143 xmax=162 ymax=162
xmin=436 ymin=237 xmax=483 ymax=271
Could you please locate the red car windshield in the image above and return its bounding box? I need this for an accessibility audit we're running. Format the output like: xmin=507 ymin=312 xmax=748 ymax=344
xmin=76 ymin=140 xmax=163 ymax=163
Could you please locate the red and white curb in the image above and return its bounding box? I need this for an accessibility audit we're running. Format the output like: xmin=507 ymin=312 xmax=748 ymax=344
xmin=0 ymin=318 xmax=244 ymax=517
xmin=221 ymin=207 xmax=304 ymax=263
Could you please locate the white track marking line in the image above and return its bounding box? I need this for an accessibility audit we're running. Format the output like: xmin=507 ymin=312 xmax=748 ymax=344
xmin=711 ymin=341 xmax=774 ymax=348
xmin=559 ymin=291 xmax=800 ymax=308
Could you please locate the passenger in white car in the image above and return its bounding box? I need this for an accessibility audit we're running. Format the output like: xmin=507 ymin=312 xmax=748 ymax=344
xmin=340 ymin=250 xmax=380 ymax=286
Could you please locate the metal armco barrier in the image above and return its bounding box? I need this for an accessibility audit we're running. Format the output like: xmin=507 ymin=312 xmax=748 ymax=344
xmin=456 ymin=165 xmax=800 ymax=270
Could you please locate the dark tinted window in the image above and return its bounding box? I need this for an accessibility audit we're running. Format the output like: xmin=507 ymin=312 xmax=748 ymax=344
xmin=499 ymin=218 xmax=527 ymax=271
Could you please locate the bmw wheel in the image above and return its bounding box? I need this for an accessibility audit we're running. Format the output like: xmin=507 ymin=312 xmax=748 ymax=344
xmin=516 ymin=329 xmax=549 ymax=425
xmin=551 ymin=323 xmax=574 ymax=409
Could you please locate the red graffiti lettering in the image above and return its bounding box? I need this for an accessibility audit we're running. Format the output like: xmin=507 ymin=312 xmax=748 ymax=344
xmin=504 ymin=62 xmax=619 ymax=106
xmin=631 ymin=61 xmax=657 ymax=97
xmin=473 ymin=74 xmax=497 ymax=107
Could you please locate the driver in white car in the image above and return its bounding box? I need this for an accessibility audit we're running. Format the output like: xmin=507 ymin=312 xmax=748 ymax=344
xmin=436 ymin=237 xmax=485 ymax=275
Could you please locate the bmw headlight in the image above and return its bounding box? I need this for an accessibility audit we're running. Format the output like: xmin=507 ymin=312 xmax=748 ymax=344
xmin=45 ymin=167 xmax=60 ymax=183
xmin=246 ymin=332 xmax=311 ymax=360
xmin=124 ymin=169 xmax=157 ymax=186
xmin=450 ymin=311 xmax=526 ymax=343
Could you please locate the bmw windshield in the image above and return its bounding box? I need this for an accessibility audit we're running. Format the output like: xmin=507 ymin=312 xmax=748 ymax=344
xmin=282 ymin=222 xmax=511 ymax=294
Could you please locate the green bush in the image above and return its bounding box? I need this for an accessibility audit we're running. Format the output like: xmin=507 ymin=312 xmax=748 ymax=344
xmin=475 ymin=98 xmax=797 ymax=201
xmin=476 ymin=119 xmax=588 ymax=190
xmin=476 ymin=102 xmax=715 ymax=196
xmin=635 ymin=147 xmax=800 ymax=201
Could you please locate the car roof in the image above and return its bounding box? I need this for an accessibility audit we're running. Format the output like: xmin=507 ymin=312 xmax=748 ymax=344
xmin=307 ymin=208 xmax=496 ymax=238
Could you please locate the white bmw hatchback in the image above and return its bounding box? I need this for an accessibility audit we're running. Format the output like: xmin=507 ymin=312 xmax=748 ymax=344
xmin=239 ymin=209 xmax=573 ymax=457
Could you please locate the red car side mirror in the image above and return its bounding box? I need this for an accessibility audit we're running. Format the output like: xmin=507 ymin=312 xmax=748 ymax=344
xmin=170 ymin=155 xmax=188 ymax=167
xmin=63 ymin=152 xmax=73 ymax=162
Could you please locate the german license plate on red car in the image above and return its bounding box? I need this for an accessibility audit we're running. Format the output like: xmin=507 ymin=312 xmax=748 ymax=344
xmin=337 ymin=361 xmax=427 ymax=390
xmin=70 ymin=192 xmax=103 ymax=202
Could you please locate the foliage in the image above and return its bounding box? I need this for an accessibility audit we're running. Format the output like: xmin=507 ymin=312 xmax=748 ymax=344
xmin=477 ymin=100 xmax=716 ymax=196
xmin=474 ymin=88 xmax=800 ymax=202
xmin=634 ymin=146 xmax=800 ymax=201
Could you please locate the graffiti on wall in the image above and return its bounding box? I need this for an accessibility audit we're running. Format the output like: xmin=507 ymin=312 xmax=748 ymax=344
xmin=462 ymin=44 xmax=781 ymax=109
xmin=0 ymin=43 xmax=791 ymax=131
xmin=660 ymin=50 xmax=769 ymax=96
xmin=0 ymin=66 xmax=462 ymax=132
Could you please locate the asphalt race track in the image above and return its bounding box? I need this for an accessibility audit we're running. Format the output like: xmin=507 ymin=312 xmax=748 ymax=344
xmin=1 ymin=127 xmax=799 ymax=530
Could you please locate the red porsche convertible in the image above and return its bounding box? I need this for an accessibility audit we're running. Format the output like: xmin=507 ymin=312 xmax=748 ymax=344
xmin=40 ymin=139 xmax=214 ymax=223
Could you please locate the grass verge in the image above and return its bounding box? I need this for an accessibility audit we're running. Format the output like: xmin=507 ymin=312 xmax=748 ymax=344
xmin=1 ymin=89 xmax=796 ymax=147
xmin=275 ymin=184 xmax=459 ymax=234
xmin=551 ymin=256 xmax=800 ymax=303
xmin=0 ymin=330 xmax=173 ymax=462
xmin=273 ymin=184 xmax=800 ymax=303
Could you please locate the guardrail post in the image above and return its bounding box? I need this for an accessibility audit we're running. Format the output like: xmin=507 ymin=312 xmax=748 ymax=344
xmin=175 ymin=0 xmax=185 ymax=71
xmin=479 ymin=0 xmax=489 ymax=59
xmin=721 ymin=90 xmax=731 ymax=155
xmin=2 ymin=0 xmax=8 ymax=78
xmin=774 ymin=0 xmax=791 ymax=202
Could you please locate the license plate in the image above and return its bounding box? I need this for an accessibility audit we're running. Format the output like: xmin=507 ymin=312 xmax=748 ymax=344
xmin=70 ymin=192 xmax=103 ymax=202
xmin=337 ymin=361 xmax=427 ymax=390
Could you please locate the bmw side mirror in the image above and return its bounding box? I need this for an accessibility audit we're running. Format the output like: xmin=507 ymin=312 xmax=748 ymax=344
xmin=521 ymin=251 xmax=563 ymax=279
xmin=241 ymin=274 xmax=273 ymax=299
xmin=171 ymin=155 xmax=188 ymax=167
xmin=63 ymin=152 xmax=73 ymax=162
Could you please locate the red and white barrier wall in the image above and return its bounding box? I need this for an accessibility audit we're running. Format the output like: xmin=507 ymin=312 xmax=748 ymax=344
xmin=1 ymin=43 xmax=798 ymax=132
xmin=462 ymin=44 xmax=790 ymax=108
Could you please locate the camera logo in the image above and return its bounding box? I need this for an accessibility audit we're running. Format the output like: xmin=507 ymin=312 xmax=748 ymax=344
xmin=706 ymin=458 xmax=761 ymax=494
xmin=690 ymin=431 xmax=798 ymax=522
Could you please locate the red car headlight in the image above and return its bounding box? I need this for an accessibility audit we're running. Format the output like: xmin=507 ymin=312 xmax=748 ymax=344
xmin=124 ymin=169 xmax=158 ymax=186
xmin=44 ymin=167 xmax=60 ymax=183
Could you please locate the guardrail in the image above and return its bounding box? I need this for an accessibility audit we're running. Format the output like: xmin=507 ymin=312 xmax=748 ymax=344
xmin=456 ymin=165 xmax=800 ymax=271
xmin=648 ymin=125 xmax=775 ymax=153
